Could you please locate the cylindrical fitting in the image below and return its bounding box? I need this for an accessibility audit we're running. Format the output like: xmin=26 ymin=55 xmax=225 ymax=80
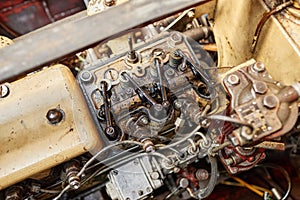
xmin=65 ymin=160 xmax=81 ymax=190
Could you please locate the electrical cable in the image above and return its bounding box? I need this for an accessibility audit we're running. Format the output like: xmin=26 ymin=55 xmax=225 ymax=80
xmin=52 ymin=140 xmax=144 ymax=200
xmin=220 ymin=180 xmax=273 ymax=195
xmin=256 ymin=164 xmax=292 ymax=200
xmin=251 ymin=1 xmax=293 ymax=52
xmin=230 ymin=176 xmax=264 ymax=197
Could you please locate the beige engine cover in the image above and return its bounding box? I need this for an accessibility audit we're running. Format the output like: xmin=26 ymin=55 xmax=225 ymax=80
xmin=0 ymin=65 xmax=102 ymax=190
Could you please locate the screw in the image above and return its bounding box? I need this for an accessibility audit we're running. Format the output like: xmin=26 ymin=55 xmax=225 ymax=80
xmin=0 ymin=84 xmax=9 ymax=98
xmin=252 ymin=62 xmax=265 ymax=72
xmin=263 ymin=95 xmax=278 ymax=109
xmin=227 ymin=74 xmax=240 ymax=85
xmin=253 ymin=81 xmax=268 ymax=94
xmin=46 ymin=108 xmax=64 ymax=124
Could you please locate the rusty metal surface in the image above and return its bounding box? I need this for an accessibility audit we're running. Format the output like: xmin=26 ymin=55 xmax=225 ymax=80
xmin=0 ymin=0 xmax=210 ymax=83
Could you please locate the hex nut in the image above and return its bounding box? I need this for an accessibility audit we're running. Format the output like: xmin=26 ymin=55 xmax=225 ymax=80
xmin=253 ymin=81 xmax=268 ymax=94
xmin=263 ymin=95 xmax=278 ymax=109
xmin=227 ymin=74 xmax=240 ymax=85
xmin=252 ymin=62 xmax=265 ymax=72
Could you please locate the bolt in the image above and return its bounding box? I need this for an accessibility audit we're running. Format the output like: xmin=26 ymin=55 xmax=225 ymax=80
xmin=105 ymin=0 xmax=115 ymax=6
xmin=80 ymin=71 xmax=93 ymax=83
xmin=69 ymin=179 xmax=80 ymax=190
xmin=146 ymin=187 xmax=152 ymax=193
xmin=165 ymin=68 xmax=175 ymax=77
xmin=169 ymin=32 xmax=182 ymax=45
xmin=195 ymin=169 xmax=209 ymax=181
xmin=173 ymin=167 xmax=180 ymax=173
xmin=0 ymin=84 xmax=9 ymax=98
xmin=252 ymin=62 xmax=265 ymax=72
xmin=179 ymin=178 xmax=189 ymax=189
xmin=138 ymin=190 xmax=144 ymax=196
xmin=46 ymin=108 xmax=64 ymax=124
xmin=173 ymin=100 xmax=182 ymax=110
xmin=140 ymin=116 xmax=149 ymax=125
xmin=253 ymin=81 xmax=268 ymax=94
xmin=263 ymin=95 xmax=278 ymax=109
xmin=240 ymin=126 xmax=253 ymax=141
xmin=150 ymin=172 xmax=159 ymax=180
xmin=227 ymin=74 xmax=240 ymax=85
xmin=125 ymin=87 xmax=133 ymax=95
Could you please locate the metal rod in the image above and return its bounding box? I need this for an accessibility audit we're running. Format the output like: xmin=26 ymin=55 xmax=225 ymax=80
xmin=154 ymin=58 xmax=169 ymax=106
xmin=121 ymin=72 xmax=158 ymax=106
xmin=0 ymin=0 xmax=210 ymax=83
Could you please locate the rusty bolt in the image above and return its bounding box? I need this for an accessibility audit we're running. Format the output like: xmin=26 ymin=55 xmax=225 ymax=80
xmin=252 ymin=62 xmax=265 ymax=72
xmin=263 ymin=95 xmax=278 ymax=109
xmin=227 ymin=74 xmax=240 ymax=85
xmin=195 ymin=169 xmax=209 ymax=181
xmin=253 ymin=81 xmax=268 ymax=94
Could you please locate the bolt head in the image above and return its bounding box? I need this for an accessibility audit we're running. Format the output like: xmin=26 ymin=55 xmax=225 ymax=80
xmin=195 ymin=169 xmax=209 ymax=181
xmin=179 ymin=178 xmax=189 ymax=189
xmin=46 ymin=108 xmax=64 ymax=124
xmin=253 ymin=81 xmax=268 ymax=94
xmin=263 ymin=95 xmax=278 ymax=109
xmin=150 ymin=172 xmax=159 ymax=180
xmin=70 ymin=180 xmax=80 ymax=190
xmin=227 ymin=74 xmax=240 ymax=85
xmin=80 ymin=71 xmax=93 ymax=83
xmin=252 ymin=62 xmax=265 ymax=72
